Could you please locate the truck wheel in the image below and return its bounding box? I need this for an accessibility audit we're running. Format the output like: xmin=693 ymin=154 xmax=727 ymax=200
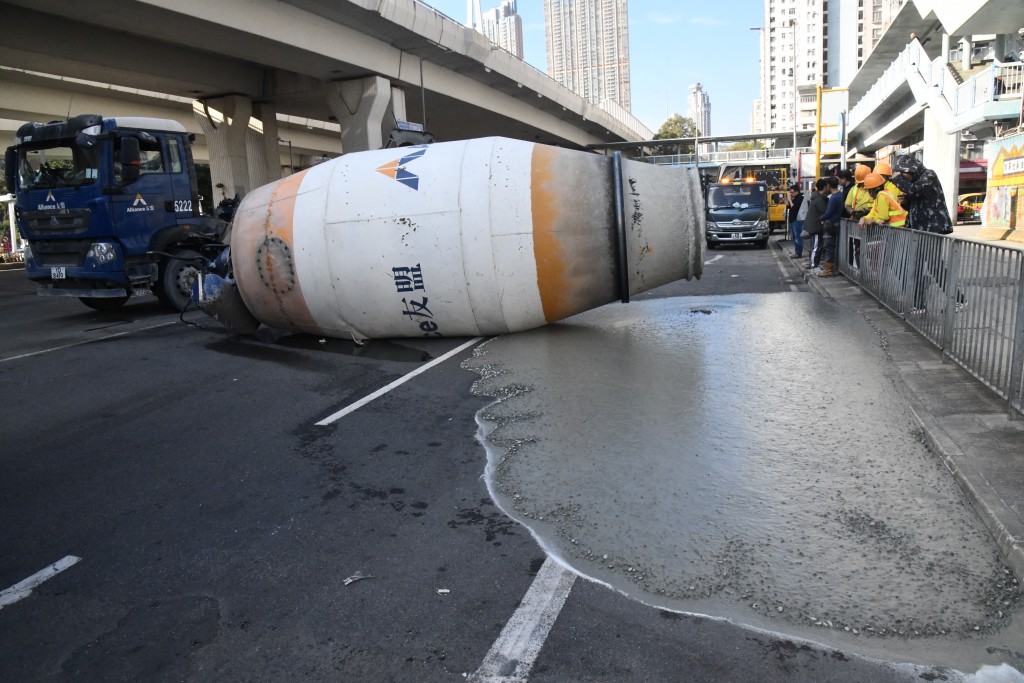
xmin=80 ymin=296 xmax=130 ymax=311
xmin=154 ymin=255 xmax=199 ymax=311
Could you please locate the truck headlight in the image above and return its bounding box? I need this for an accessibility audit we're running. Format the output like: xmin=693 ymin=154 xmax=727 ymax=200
xmin=87 ymin=242 xmax=117 ymax=265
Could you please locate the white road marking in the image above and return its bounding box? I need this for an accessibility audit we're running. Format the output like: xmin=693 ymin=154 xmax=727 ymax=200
xmin=0 ymin=556 xmax=81 ymax=609
xmin=469 ymin=557 xmax=577 ymax=682
xmin=703 ymin=254 xmax=724 ymax=266
xmin=316 ymin=337 xmax=483 ymax=426
xmin=0 ymin=321 xmax=177 ymax=364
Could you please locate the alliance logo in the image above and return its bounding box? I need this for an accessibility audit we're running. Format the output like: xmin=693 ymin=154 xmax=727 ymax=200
xmin=375 ymin=147 xmax=428 ymax=191
xmin=127 ymin=193 xmax=155 ymax=213
xmin=37 ymin=190 xmax=65 ymax=211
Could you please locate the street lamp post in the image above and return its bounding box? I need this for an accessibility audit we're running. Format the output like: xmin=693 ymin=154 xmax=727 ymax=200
xmin=790 ymin=18 xmax=799 ymax=182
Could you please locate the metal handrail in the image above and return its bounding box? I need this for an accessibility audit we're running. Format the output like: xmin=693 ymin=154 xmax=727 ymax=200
xmin=643 ymin=147 xmax=813 ymax=166
xmin=839 ymin=220 xmax=1024 ymax=416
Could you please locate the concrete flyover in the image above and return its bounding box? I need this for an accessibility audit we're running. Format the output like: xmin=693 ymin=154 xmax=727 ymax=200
xmin=0 ymin=0 xmax=650 ymax=195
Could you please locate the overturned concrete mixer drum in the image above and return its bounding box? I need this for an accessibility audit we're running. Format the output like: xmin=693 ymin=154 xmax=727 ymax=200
xmin=198 ymin=137 xmax=705 ymax=340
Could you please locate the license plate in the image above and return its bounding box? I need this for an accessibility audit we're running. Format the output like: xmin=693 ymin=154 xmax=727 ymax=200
xmin=51 ymin=267 xmax=66 ymax=280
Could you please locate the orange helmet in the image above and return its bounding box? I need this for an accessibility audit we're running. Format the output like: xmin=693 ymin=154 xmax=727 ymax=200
xmin=854 ymin=164 xmax=871 ymax=182
xmin=873 ymin=161 xmax=892 ymax=176
xmin=863 ymin=172 xmax=885 ymax=190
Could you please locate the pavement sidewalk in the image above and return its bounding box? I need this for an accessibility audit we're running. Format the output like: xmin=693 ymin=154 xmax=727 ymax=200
xmin=777 ymin=238 xmax=1024 ymax=584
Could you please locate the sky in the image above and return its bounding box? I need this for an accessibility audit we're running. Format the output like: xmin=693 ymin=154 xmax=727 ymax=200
xmin=422 ymin=0 xmax=762 ymax=137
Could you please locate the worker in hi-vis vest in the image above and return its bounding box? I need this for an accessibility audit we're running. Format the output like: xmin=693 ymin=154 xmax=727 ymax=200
xmin=858 ymin=173 xmax=907 ymax=228
xmin=845 ymin=164 xmax=874 ymax=219
xmin=872 ymin=161 xmax=904 ymax=205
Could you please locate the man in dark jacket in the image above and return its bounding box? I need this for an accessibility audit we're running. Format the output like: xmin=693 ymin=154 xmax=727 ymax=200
xmin=891 ymin=156 xmax=952 ymax=234
xmin=890 ymin=155 xmax=964 ymax=311
xmin=785 ymin=184 xmax=805 ymax=259
xmin=818 ymin=176 xmax=845 ymax=277
xmin=837 ymin=169 xmax=855 ymax=218
xmin=801 ymin=179 xmax=829 ymax=270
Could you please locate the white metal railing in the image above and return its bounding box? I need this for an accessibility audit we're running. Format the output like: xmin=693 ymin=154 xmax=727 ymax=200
xmin=996 ymin=62 xmax=1024 ymax=97
xmin=840 ymin=221 xmax=1024 ymax=416
xmin=849 ymin=41 xmax=1024 ymax=132
xmin=596 ymin=99 xmax=655 ymax=141
xmin=644 ymin=147 xmax=811 ymax=166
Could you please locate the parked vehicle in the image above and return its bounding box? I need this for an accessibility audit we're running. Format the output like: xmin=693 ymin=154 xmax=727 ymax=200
xmin=4 ymin=114 xmax=229 ymax=311
xmin=768 ymin=190 xmax=788 ymax=233
xmin=704 ymin=178 xmax=771 ymax=249
xmin=958 ymin=192 xmax=985 ymax=223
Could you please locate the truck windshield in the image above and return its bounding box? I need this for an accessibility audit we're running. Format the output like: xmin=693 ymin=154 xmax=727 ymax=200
xmin=708 ymin=185 xmax=767 ymax=210
xmin=18 ymin=143 xmax=100 ymax=190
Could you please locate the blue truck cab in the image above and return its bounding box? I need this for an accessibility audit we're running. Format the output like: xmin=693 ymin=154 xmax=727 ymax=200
xmin=4 ymin=114 xmax=228 ymax=310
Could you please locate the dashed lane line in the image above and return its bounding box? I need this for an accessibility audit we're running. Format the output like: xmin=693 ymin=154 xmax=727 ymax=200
xmin=0 ymin=321 xmax=178 ymax=364
xmin=468 ymin=557 xmax=577 ymax=682
xmin=0 ymin=556 xmax=82 ymax=610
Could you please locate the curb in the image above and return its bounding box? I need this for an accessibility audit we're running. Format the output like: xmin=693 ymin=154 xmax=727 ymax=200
xmin=0 ymin=262 xmax=25 ymax=271
xmin=908 ymin=401 xmax=1024 ymax=584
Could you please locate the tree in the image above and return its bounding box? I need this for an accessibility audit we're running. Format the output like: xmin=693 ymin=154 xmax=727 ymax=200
xmin=652 ymin=114 xmax=698 ymax=154
xmin=725 ymin=141 xmax=765 ymax=151
xmin=654 ymin=114 xmax=698 ymax=141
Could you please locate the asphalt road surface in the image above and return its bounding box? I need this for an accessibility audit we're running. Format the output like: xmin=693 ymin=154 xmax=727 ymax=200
xmin=0 ymin=244 xmax=1016 ymax=682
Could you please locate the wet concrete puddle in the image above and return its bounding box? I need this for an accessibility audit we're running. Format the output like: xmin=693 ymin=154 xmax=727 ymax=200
xmin=462 ymin=292 xmax=1023 ymax=673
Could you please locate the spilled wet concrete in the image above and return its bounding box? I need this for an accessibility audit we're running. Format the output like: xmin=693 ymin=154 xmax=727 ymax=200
xmin=462 ymin=292 xmax=1023 ymax=672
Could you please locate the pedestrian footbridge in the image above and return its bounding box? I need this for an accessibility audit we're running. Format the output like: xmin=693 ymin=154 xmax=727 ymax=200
xmin=844 ymin=0 xmax=1024 ymax=228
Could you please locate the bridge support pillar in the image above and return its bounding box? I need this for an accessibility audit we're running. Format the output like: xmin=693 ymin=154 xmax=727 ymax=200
xmin=195 ymin=95 xmax=282 ymax=199
xmin=250 ymin=101 xmax=282 ymax=186
xmin=328 ymin=76 xmax=406 ymax=153
xmin=922 ymin=107 xmax=960 ymax=221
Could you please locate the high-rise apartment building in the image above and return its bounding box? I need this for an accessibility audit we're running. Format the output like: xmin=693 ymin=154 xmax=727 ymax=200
xmin=753 ymin=0 xmax=907 ymax=136
xmin=544 ymin=0 xmax=631 ymax=111
xmin=468 ymin=0 xmax=524 ymax=59
xmin=688 ymin=83 xmax=711 ymax=136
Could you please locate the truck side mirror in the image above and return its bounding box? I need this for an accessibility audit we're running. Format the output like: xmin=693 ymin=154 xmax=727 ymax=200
xmin=4 ymin=147 xmax=16 ymax=193
xmin=119 ymin=136 xmax=141 ymax=184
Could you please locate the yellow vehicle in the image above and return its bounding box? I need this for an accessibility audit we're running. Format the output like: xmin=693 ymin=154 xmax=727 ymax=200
xmin=768 ymin=190 xmax=788 ymax=233
xmin=958 ymin=192 xmax=985 ymax=222
xmin=748 ymin=167 xmax=790 ymax=233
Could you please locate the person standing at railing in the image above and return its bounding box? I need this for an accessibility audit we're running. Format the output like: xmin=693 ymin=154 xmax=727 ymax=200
xmin=844 ymin=165 xmax=874 ymax=270
xmin=785 ymin=183 xmax=806 ymax=260
xmin=890 ymin=156 xmax=952 ymax=235
xmin=837 ymin=169 xmax=855 ymax=216
xmin=801 ymin=178 xmax=829 ymax=272
xmin=873 ymin=161 xmax=904 ymax=206
xmin=857 ymin=173 xmax=906 ymax=227
xmin=817 ymin=176 xmax=845 ymax=278
xmin=890 ymin=155 xmax=966 ymax=313
xmin=845 ymin=165 xmax=874 ymax=219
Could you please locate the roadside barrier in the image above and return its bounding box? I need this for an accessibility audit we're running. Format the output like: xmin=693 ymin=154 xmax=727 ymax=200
xmin=839 ymin=220 xmax=1024 ymax=417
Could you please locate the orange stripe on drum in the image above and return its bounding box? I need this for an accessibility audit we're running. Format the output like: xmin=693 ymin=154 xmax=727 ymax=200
xmin=530 ymin=145 xmax=571 ymax=324
xmin=235 ymin=170 xmax=321 ymax=333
